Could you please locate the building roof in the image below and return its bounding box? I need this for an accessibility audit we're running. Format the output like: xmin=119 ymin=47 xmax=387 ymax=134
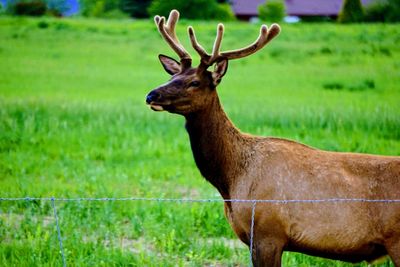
xmin=231 ymin=0 xmax=376 ymax=17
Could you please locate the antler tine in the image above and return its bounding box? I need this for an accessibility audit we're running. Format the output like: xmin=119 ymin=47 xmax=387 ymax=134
xmin=154 ymin=10 xmax=191 ymax=63
xmin=188 ymin=22 xmax=280 ymax=68
xmin=166 ymin=10 xmax=179 ymax=40
xmin=188 ymin=26 xmax=210 ymax=62
xmin=188 ymin=23 xmax=224 ymax=66
xmin=220 ymin=24 xmax=281 ymax=60
xmin=210 ymin=24 xmax=224 ymax=62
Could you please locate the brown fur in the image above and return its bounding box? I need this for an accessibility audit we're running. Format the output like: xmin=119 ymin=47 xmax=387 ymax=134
xmin=146 ymin=13 xmax=400 ymax=266
xmin=146 ymin=64 xmax=400 ymax=266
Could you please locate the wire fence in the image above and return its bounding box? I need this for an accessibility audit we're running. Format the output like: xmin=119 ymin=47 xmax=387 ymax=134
xmin=1 ymin=196 xmax=400 ymax=267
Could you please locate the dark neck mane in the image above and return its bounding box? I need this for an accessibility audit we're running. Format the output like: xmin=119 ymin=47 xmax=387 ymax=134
xmin=184 ymin=95 xmax=251 ymax=199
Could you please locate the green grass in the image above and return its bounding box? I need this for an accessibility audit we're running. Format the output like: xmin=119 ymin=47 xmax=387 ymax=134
xmin=0 ymin=16 xmax=399 ymax=266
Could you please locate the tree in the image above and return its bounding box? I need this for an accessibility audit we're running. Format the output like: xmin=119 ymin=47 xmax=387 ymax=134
xmin=79 ymin=0 xmax=120 ymax=17
xmin=364 ymin=0 xmax=400 ymax=22
xmin=338 ymin=0 xmax=364 ymax=23
xmin=6 ymin=0 xmax=47 ymax=16
xmin=148 ymin=0 xmax=235 ymax=21
xmin=47 ymin=0 xmax=69 ymax=16
xmin=387 ymin=0 xmax=400 ymax=22
xmin=258 ymin=0 xmax=286 ymax=22
xmin=121 ymin=0 xmax=152 ymax=18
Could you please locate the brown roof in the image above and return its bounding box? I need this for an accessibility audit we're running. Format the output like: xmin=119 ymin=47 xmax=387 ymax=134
xmin=231 ymin=0 xmax=376 ymax=17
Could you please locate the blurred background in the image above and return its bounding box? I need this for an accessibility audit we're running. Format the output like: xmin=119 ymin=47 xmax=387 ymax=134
xmin=0 ymin=0 xmax=399 ymax=22
xmin=0 ymin=0 xmax=399 ymax=266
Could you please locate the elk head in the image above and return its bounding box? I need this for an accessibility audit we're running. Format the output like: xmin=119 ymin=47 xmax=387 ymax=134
xmin=146 ymin=10 xmax=280 ymax=115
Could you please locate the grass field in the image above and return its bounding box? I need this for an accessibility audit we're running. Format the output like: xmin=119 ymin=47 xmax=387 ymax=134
xmin=0 ymin=16 xmax=399 ymax=266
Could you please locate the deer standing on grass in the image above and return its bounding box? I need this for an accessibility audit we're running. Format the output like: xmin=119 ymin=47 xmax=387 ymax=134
xmin=145 ymin=10 xmax=400 ymax=266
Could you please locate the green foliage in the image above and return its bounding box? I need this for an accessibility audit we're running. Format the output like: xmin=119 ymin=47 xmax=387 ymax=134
xmin=338 ymin=0 xmax=364 ymax=23
xmin=214 ymin=3 xmax=236 ymax=21
xmin=258 ymin=0 xmax=286 ymax=22
xmin=79 ymin=0 xmax=123 ymax=18
xmin=323 ymin=79 xmax=375 ymax=92
xmin=364 ymin=0 xmax=400 ymax=22
xmin=300 ymin=16 xmax=333 ymax=22
xmin=101 ymin=8 xmax=129 ymax=19
xmin=4 ymin=0 xmax=69 ymax=16
xmin=148 ymin=0 xmax=235 ymax=20
xmin=388 ymin=0 xmax=400 ymax=21
xmin=0 ymin=18 xmax=399 ymax=266
xmin=364 ymin=1 xmax=390 ymax=22
xmin=121 ymin=0 xmax=152 ymax=18
xmin=8 ymin=0 xmax=47 ymax=16
xmin=46 ymin=0 xmax=68 ymax=16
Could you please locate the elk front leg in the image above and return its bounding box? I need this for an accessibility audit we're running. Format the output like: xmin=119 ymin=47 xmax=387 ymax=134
xmin=386 ymin=237 xmax=400 ymax=267
xmin=251 ymin=238 xmax=284 ymax=267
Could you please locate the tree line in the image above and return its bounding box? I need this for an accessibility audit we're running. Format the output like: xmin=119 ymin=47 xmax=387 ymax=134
xmin=1 ymin=0 xmax=399 ymax=23
xmin=1 ymin=0 xmax=235 ymax=20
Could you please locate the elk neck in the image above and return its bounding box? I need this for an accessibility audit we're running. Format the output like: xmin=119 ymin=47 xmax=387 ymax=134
xmin=184 ymin=93 xmax=252 ymax=199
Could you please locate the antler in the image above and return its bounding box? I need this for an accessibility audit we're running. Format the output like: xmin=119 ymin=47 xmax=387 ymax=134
xmin=154 ymin=10 xmax=281 ymax=70
xmin=154 ymin=10 xmax=192 ymax=68
xmin=188 ymin=23 xmax=281 ymax=67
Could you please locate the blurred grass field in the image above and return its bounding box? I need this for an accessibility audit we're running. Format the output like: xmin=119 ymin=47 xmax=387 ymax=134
xmin=0 ymin=16 xmax=399 ymax=266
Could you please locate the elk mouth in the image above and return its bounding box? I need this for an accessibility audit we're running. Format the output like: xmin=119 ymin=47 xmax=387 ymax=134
xmin=147 ymin=101 xmax=172 ymax=112
xmin=146 ymin=98 xmax=190 ymax=113
xmin=149 ymin=103 xmax=165 ymax=111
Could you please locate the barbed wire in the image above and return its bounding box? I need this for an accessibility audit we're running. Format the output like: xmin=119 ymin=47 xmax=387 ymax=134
xmin=1 ymin=196 xmax=400 ymax=267
xmin=50 ymin=198 xmax=67 ymax=267
xmin=249 ymin=201 xmax=257 ymax=265
xmin=2 ymin=196 xmax=400 ymax=203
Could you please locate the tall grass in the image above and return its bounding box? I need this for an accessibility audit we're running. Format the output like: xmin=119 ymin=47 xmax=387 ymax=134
xmin=0 ymin=17 xmax=399 ymax=266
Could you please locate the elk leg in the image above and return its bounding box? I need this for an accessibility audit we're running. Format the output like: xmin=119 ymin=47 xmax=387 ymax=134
xmin=251 ymin=238 xmax=284 ymax=267
xmin=386 ymin=238 xmax=400 ymax=267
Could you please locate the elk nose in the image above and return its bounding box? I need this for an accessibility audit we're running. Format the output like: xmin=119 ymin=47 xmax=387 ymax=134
xmin=146 ymin=91 xmax=161 ymax=104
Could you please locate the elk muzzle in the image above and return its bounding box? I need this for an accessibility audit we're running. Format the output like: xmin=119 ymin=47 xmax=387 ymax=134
xmin=146 ymin=86 xmax=175 ymax=112
xmin=146 ymin=90 xmax=163 ymax=111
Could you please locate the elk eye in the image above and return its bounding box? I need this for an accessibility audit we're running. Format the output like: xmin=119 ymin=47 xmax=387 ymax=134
xmin=189 ymin=81 xmax=200 ymax=87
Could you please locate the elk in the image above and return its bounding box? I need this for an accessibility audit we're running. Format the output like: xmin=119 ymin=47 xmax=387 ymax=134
xmin=145 ymin=10 xmax=400 ymax=267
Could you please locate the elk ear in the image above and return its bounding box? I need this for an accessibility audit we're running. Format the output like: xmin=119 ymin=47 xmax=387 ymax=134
xmin=159 ymin=54 xmax=181 ymax=75
xmin=212 ymin=59 xmax=228 ymax=86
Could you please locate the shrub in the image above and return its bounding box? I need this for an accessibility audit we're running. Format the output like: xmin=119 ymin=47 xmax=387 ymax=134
xmin=258 ymin=0 xmax=285 ymax=22
xmin=11 ymin=1 xmax=47 ymax=16
xmin=300 ymin=16 xmax=333 ymax=22
xmin=213 ymin=3 xmax=236 ymax=21
xmin=121 ymin=0 xmax=152 ymax=18
xmin=338 ymin=0 xmax=364 ymax=23
xmin=322 ymin=79 xmax=376 ymax=92
xmin=364 ymin=2 xmax=389 ymax=22
xmin=101 ymin=9 xmax=129 ymax=19
xmin=46 ymin=0 xmax=68 ymax=17
xmin=364 ymin=0 xmax=400 ymax=22
xmin=323 ymin=82 xmax=344 ymax=91
xmin=388 ymin=0 xmax=400 ymax=22
xmin=37 ymin=20 xmax=49 ymax=28
xmin=5 ymin=0 xmax=69 ymax=17
xmin=80 ymin=0 xmax=121 ymax=18
xmin=148 ymin=0 xmax=235 ymax=21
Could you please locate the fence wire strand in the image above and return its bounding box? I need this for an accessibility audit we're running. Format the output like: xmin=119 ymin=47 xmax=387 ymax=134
xmin=249 ymin=201 xmax=257 ymax=267
xmin=51 ymin=198 xmax=66 ymax=267
xmin=1 ymin=196 xmax=400 ymax=267
xmin=1 ymin=197 xmax=400 ymax=203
